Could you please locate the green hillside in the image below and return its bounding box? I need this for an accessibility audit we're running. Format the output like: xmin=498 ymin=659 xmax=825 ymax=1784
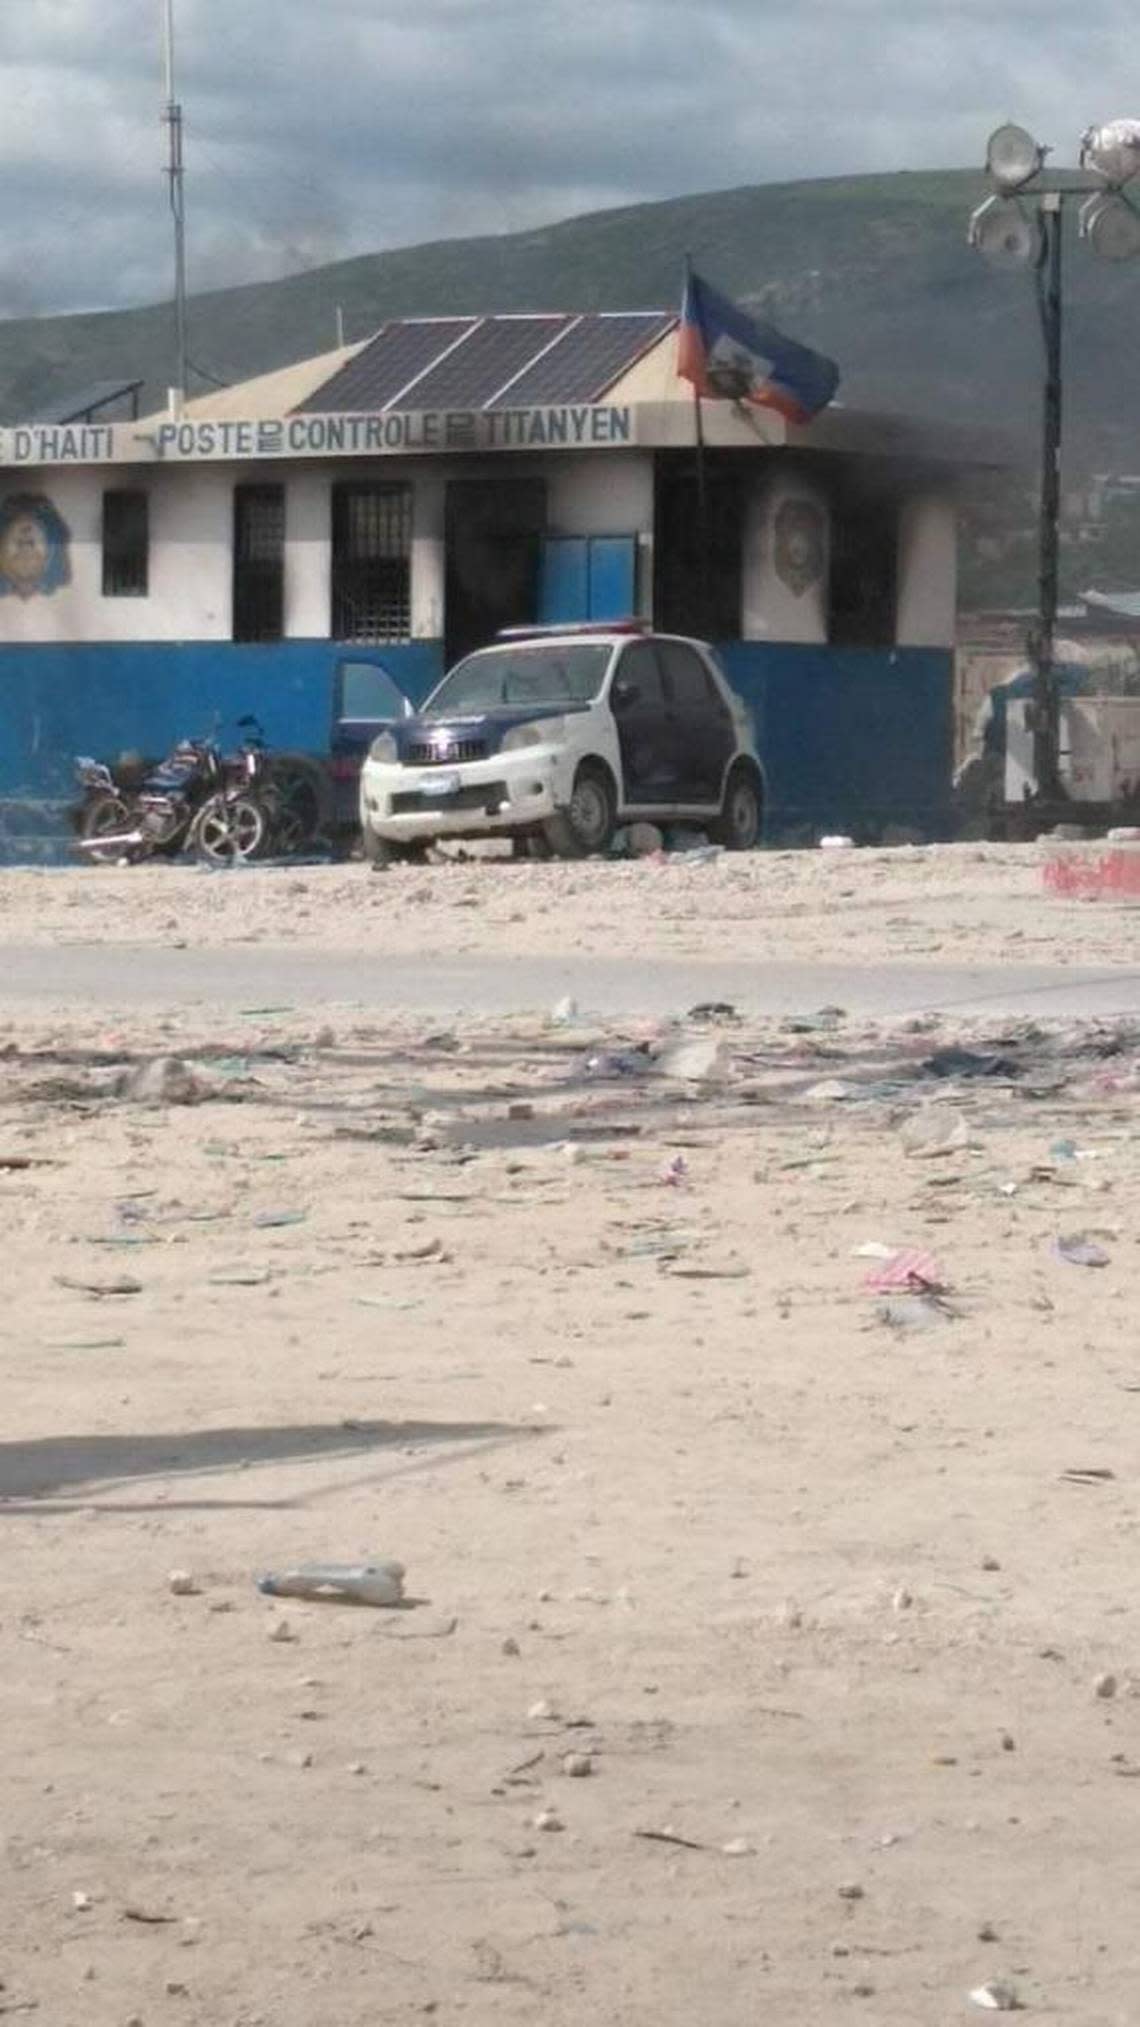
xmin=3 ymin=171 xmax=1138 ymax=471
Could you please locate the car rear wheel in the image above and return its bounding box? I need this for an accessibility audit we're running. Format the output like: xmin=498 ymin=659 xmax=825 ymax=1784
xmin=543 ymin=762 xmax=616 ymax=860
xmin=709 ymin=764 xmax=762 ymax=851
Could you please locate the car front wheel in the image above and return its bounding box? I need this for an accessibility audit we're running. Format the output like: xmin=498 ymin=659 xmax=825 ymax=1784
xmin=361 ymin=826 xmax=430 ymax=871
xmin=543 ymin=762 xmax=616 ymax=859
xmin=709 ymin=764 xmax=762 ymax=851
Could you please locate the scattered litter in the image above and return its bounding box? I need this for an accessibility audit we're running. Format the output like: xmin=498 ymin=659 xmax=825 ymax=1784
xmin=252 ymin=1209 xmax=307 ymax=1230
xmin=256 ymin=1560 xmax=406 ymax=1607
xmin=660 ymin=1155 xmax=689 ymax=1187
xmin=581 ymin=1048 xmax=652 ymax=1080
xmin=533 ymin=1809 xmax=564 ymax=1832
xmin=922 ymin=1047 xmax=1018 ymax=1082
xmin=562 ymin=1752 xmax=594 ymax=1779
xmin=853 ymin=1241 xmax=896 ymax=1261
xmin=267 ymin=1618 xmax=298 ymax=1643
xmin=665 ymin=1259 xmax=750 ymax=1281
xmin=669 ymin=841 xmax=721 ymax=865
xmin=863 ymin=1249 xmax=945 ymax=1294
xmin=819 ymin=835 xmax=855 ymax=850
xmin=528 ymin=1699 xmax=556 ymax=1721
xmin=803 ymin=1079 xmax=855 ymax=1103
xmin=687 ymin=1002 xmax=740 ymax=1024
xmin=122 ymin=1907 xmax=178 ymax=1926
xmin=550 ymin=996 xmax=579 ymax=1025
xmin=1053 ymin=1234 xmax=1110 ymax=1269
xmin=654 ymin=1034 xmax=723 ymax=1082
xmin=167 ymin=1571 xmax=199 ymax=1597
xmin=122 ymin=1057 xmax=207 ymax=1106
xmin=721 ymin=1837 xmax=755 ymax=1857
xmin=634 ymin=1826 xmax=708 ymax=1852
xmin=1060 ymin=1467 xmax=1116 ymax=1484
xmin=900 ymin=1109 xmax=972 ymax=1158
xmin=876 ymin=1294 xmax=952 ymax=1333
xmin=207 ymin=1266 xmax=271 ymax=1287
xmin=72 ymin=1891 xmax=92 ymax=1913
xmin=969 ymin=1981 xmax=1020 ymax=2012
xmin=54 ymin=1273 xmax=142 ymax=1299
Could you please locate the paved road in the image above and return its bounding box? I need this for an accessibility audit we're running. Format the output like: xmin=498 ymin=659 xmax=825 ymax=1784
xmin=1 ymin=944 xmax=1139 ymax=1020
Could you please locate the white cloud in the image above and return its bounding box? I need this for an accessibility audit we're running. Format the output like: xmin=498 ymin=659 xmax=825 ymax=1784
xmin=0 ymin=0 xmax=1136 ymax=314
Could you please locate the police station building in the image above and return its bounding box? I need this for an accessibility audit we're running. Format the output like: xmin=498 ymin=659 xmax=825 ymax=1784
xmin=0 ymin=309 xmax=981 ymax=842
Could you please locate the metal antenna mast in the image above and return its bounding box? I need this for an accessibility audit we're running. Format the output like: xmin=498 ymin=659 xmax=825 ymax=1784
xmin=162 ymin=0 xmax=188 ymax=407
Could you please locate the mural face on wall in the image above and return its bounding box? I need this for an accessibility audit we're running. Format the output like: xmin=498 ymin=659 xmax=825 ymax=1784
xmin=0 ymin=493 xmax=71 ymax=599
xmin=773 ymin=497 xmax=825 ymax=599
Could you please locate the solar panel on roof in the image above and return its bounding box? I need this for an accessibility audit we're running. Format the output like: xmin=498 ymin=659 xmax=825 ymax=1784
xmin=488 ymin=312 xmax=675 ymax=408
xmin=296 ymin=319 xmax=478 ymax=413
xmin=407 ymin=316 xmax=570 ymax=411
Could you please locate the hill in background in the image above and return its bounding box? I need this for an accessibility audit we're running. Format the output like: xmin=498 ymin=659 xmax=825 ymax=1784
xmin=3 ymin=171 xmax=1139 ymax=607
xmin=4 ymin=171 xmax=1139 ymax=466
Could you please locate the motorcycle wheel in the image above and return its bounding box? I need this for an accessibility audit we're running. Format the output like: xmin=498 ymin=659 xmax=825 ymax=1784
xmin=79 ymin=792 xmax=132 ymax=862
xmin=266 ymin=759 xmax=322 ymax=852
xmin=192 ymin=793 xmax=270 ymax=866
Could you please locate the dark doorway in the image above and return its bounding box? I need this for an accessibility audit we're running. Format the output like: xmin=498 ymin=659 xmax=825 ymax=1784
xmin=444 ymin=479 xmax=545 ymax=666
xmin=828 ymin=468 xmax=900 ymax=648
xmin=653 ymin=453 xmax=744 ymax=640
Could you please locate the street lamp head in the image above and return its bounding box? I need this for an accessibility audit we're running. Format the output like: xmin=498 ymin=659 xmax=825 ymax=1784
xmin=1079 ymin=189 xmax=1140 ymax=261
xmin=1079 ymin=119 xmax=1140 ymax=189
xmin=968 ymin=194 xmax=1040 ymax=267
xmin=985 ymin=123 xmax=1047 ymax=193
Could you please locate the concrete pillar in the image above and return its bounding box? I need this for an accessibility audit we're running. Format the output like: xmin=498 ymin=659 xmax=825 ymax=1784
xmin=284 ymin=471 xmax=331 ymax=639
xmin=411 ymin=474 xmax=446 ymax=641
xmin=895 ymin=492 xmax=957 ymax=647
xmin=741 ymin=473 xmax=829 ymax=643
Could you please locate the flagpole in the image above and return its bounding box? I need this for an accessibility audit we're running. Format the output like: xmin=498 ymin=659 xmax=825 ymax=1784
xmin=684 ymin=256 xmax=711 ymax=635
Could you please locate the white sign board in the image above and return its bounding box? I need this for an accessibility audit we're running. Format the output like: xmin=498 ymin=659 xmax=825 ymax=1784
xmin=0 ymin=405 xmax=636 ymax=469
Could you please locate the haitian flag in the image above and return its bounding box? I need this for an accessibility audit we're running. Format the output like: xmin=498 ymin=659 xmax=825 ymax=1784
xmin=677 ymin=268 xmax=839 ymax=424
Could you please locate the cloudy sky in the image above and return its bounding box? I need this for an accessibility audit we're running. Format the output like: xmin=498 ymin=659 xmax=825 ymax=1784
xmin=1 ymin=0 xmax=1136 ymax=317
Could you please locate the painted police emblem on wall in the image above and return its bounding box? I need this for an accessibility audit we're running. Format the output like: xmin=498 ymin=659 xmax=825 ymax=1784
xmin=0 ymin=493 xmax=72 ymax=599
xmin=773 ymin=497 xmax=825 ymax=599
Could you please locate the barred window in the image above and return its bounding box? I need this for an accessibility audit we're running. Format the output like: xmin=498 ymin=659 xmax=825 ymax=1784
xmin=233 ymin=484 xmax=285 ymax=642
xmin=331 ymin=483 xmax=411 ymax=643
xmin=102 ymin=489 xmax=149 ymax=597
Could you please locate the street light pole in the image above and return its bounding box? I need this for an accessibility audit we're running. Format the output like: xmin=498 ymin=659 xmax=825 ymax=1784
xmin=1032 ymin=192 xmax=1064 ymax=801
xmin=969 ymin=120 xmax=1140 ymax=818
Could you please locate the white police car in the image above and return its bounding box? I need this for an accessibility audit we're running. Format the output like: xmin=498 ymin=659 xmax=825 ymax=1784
xmin=358 ymin=623 xmax=764 ymax=864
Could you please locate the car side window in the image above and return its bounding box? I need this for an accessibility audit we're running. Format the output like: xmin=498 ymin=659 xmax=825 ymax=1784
xmin=657 ymin=641 xmax=721 ymax=710
xmin=337 ymin=660 xmax=409 ymax=722
xmin=612 ymin=641 xmax=665 ymax=710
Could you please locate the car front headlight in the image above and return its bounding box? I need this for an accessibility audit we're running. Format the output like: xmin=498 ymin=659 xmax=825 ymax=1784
xmin=501 ymin=717 xmax=564 ymax=753
xmin=368 ymin=731 xmax=398 ymax=764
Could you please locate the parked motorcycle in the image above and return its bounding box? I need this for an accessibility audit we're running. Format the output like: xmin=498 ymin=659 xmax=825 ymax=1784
xmin=76 ymin=736 xmax=230 ymax=863
xmin=73 ymin=717 xmax=324 ymax=866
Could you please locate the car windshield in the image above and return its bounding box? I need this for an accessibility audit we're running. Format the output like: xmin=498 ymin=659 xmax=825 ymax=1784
xmin=423 ymin=643 xmax=611 ymax=716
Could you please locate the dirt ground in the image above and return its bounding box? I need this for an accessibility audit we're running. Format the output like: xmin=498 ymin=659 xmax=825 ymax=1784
xmin=0 ymin=837 xmax=1136 ymax=969
xmin=2 ymin=851 xmax=1140 ymax=2025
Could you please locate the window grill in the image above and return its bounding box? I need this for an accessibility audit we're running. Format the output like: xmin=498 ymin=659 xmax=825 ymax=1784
xmin=233 ymin=484 xmax=285 ymax=642
xmin=331 ymin=484 xmax=412 ymax=642
xmin=102 ymin=489 xmax=149 ymax=597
